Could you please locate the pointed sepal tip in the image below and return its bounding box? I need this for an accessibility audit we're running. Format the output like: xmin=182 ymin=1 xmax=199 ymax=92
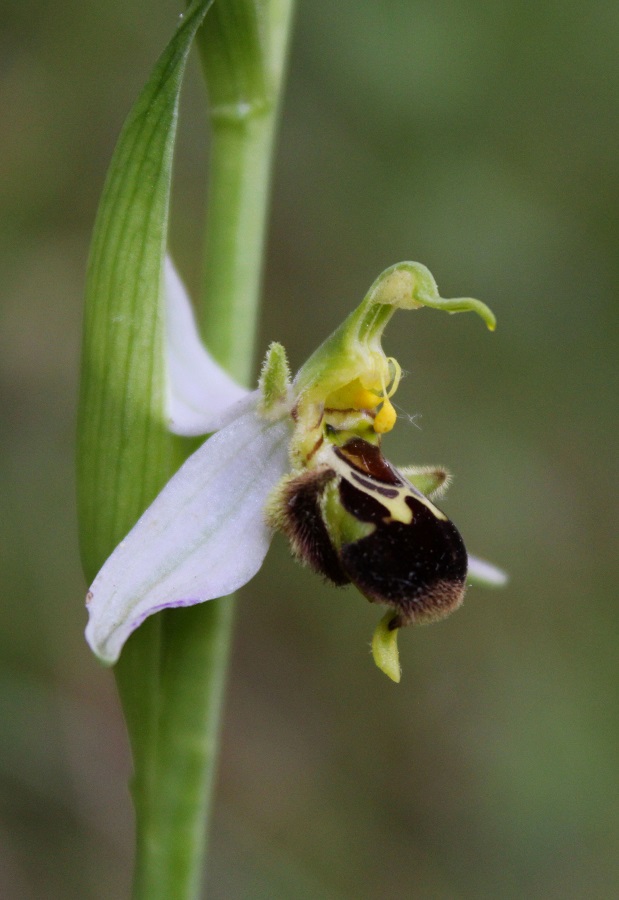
xmin=371 ymin=612 xmax=402 ymax=683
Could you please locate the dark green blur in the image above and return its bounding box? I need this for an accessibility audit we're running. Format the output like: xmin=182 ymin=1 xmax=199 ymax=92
xmin=1 ymin=1 xmax=617 ymax=897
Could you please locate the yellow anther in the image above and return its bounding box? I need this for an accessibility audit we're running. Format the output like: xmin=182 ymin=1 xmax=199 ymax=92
xmin=325 ymin=358 xmax=401 ymax=430
xmin=371 ymin=356 xmax=401 ymax=434
xmin=326 ymin=379 xmax=382 ymax=411
xmin=353 ymin=387 xmax=383 ymax=409
xmin=374 ymin=395 xmax=397 ymax=433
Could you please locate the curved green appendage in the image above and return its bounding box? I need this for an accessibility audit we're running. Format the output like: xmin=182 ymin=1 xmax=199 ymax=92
xmin=365 ymin=262 xmax=496 ymax=330
xmin=294 ymin=261 xmax=496 ymax=405
xmin=371 ymin=613 xmax=401 ymax=683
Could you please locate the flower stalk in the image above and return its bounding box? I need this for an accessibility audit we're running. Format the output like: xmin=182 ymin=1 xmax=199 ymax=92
xmin=78 ymin=1 xmax=295 ymax=897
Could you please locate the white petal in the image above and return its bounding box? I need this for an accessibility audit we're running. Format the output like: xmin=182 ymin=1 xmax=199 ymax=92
xmin=165 ymin=256 xmax=249 ymax=435
xmin=85 ymin=407 xmax=291 ymax=665
xmin=467 ymin=555 xmax=508 ymax=587
xmin=196 ymin=389 xmax=262 ymax=433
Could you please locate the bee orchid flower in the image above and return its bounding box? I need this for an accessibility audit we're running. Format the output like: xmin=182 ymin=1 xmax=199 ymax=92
xmin=85 ymin=260 xmax=506 ymax=680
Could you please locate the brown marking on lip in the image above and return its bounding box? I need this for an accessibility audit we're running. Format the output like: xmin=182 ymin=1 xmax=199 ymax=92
xmin=335 ymin=438 xmax=403 ymax=485
xmin=349 ymin=470 xmax=400 ymax=499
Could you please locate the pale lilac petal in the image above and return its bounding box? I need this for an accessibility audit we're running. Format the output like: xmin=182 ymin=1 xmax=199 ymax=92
xmin=197 ymin=389 xmax=262 ymax=433
xmin=85 ymin=408 xmax=291 ymax=664
xmin=165 ymin=256 xmax=248 ymax=435
xmin=467 ymin=555 xmax=508 ymax=587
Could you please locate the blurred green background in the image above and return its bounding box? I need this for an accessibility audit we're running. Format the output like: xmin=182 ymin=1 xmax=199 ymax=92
xmin=2 ymin=1 xmax=618 ymax=897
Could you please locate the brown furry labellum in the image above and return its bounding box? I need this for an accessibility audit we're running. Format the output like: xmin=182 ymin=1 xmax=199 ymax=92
xmin=270 ymin=437 xmax=468 ymax=629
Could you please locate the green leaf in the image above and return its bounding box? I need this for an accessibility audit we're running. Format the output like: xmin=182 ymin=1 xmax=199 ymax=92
xmin=77 ymin=0 xmax=215 ymax=582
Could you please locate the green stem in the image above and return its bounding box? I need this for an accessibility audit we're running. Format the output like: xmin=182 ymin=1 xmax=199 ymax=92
xmin=116 ymin=600 xmax=235 ymax=899
xmin=116 ymin=3 xmax=295 ymax=898
xmin=197 ymin=0 xmax=295 ymax=376
xmin=200 ymin=110 xmax=277 ymax=374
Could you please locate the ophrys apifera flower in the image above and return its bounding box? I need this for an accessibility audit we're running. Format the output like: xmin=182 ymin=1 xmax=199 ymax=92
xmin=85 ymin=260 xmax=506 ymax=680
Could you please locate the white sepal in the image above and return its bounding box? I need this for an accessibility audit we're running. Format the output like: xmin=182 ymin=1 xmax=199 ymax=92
xmin=467 ymin=555 xmax=508 ymax=587
xmin=165 ymin=257 xmax=248 ymax=436
xmin=85 ymin=403 xmax=291 ymax=664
